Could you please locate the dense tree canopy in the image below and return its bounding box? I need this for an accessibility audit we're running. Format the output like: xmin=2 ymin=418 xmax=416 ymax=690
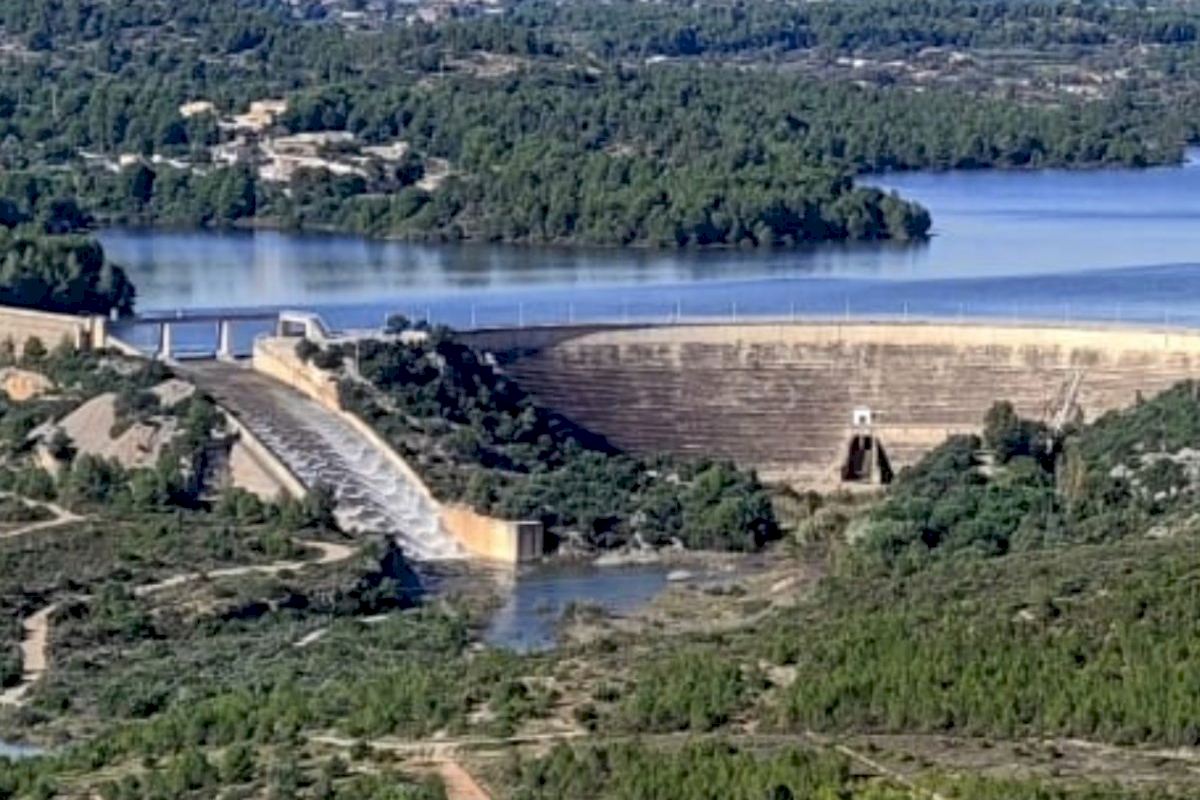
xmin=861 ymin=384 xmax=1200 ymax=572
xmin=0 ymin=229 xmax=134 ymax=316
xmin=0 ymin=0 xmax=1194 ymax=247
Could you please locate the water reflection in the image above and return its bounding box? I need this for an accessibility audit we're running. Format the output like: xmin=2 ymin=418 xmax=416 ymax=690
xmin=97 ymin=157 xmax=1200 ymax=336
xmin=483 ymin=564 xmax=669 ymax=653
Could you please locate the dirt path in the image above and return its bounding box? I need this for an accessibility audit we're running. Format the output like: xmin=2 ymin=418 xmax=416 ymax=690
xmin=828 ymin=739 xmax=949 ymax=800
xmin=134 ymin=540 xmax=356 ymax=597
xmin=434 ymin=761 xmax=492 ymax=800
xmin=0 ymin=603 xmax=59 ymax=707
xmin=405 ymin=760 xmax=492 ymax=800
xmin=0 ymin=540 xmax=356 ymax=708
xmin=311 ymin=731 xmax=588 ymax=757
xmin=0 ymin=495 xmax=82 ymax=542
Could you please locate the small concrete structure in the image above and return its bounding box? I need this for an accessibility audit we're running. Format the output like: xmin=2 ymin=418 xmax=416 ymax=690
xmin=0 ymin=306 xmax=109 ymax=355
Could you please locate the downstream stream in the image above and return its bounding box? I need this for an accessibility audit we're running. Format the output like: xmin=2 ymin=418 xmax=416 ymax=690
xmin=482 ymin=563 xmax=671 ymax=653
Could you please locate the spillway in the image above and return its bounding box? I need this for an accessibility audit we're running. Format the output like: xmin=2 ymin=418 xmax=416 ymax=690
xmin=184 ymin=362 xmax=463 ymax=561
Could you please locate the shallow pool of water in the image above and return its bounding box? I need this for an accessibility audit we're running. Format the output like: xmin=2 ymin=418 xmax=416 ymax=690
xmin=482 ymin=563 xmax=670 ymax=653
xmin=0 ymin=739 xmax=46 ymax=760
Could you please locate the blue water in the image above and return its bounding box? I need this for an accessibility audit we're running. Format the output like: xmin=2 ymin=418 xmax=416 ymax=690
xmin=99 ymin=155 xmax=1200 ymax=334
xmin=483 ymin=564 xmax=669 ymax=653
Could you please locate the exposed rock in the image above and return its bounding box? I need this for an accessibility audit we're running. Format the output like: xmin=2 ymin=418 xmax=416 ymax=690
xmin=0 ymin=368 xmax=55 ymax=402
xmin=150 ymin=378 xmax=196 ymax=408
xmin=52 ymin=389 xmax=178 ymax=469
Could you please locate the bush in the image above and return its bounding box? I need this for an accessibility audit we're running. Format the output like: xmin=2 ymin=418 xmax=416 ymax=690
xmin=618 ymin=650 xmax=757 ymax=732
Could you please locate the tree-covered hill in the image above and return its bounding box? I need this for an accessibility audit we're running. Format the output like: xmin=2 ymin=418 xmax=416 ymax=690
xmin=860 ymin=382 xmax=1200 ymax=572
xmin=0 ymin=231 xmax=134 ymax=317
xmin=0 ymin=0 xmax=1193 ymax=247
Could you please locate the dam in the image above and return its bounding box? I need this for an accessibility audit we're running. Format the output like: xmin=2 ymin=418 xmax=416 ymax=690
xmin=8 ymin=303 xmax=1200 ymax=521
xmin=466 ymin=321 xmax=1200 ymax=487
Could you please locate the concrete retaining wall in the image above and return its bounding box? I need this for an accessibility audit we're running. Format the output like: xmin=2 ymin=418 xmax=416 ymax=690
xmin=221 ymin=412 xmax=308 ymax=501
xmin=252 ymin=336 xmax=543 ymax=563
xmin=0 ymin=306 xmax=108 ymax=355
xmin=441 ymin=505 xmax=545 ymax=563
xmin=251 ymin=339 xmax=343 ymax=409
xmin=488 ymin=320 xmax=1200 ymax=487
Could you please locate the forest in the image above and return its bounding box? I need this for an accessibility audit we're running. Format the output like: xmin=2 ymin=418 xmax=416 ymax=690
xmin=860 ymin=384 xmax=1200 ymax=572
xmin=0 ymin=0 xmax=1194 ymax=246
xmin=0 ymin=191 xmax=134 ymax=316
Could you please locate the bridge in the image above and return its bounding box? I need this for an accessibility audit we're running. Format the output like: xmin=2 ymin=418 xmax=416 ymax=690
xmin=109 ymin=308 xmax=333 ymax=360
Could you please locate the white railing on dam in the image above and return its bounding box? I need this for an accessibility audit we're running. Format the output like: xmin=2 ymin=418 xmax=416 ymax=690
xmin=105 ymin=295 xmax=1196 ymax=364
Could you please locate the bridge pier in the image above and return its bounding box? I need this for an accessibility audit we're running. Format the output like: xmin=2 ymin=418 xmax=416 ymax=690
xmin=157 ymin=322 xmax=173 ymax=361
xmin=217 ymin=319 xmax=235 ymax=361
xmin=117 ymin=310 xmax=327 ymax=361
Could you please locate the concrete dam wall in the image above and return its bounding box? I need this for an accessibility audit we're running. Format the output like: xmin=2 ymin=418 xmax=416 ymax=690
xmin=472 ymin=322 xmax=1200 ymax=487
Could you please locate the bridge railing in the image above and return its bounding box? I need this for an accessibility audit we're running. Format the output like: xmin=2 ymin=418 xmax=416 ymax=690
xmin=383 ymin=297 xmax=1193 ymax=335
xmin=108 ymin=296 xmax=1195 ymax=360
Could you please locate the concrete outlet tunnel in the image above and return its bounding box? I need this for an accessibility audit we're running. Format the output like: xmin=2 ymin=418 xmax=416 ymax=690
xmin=841 ymin=434 xmax=894 ymax=485
xmin=462 ymin=321 xmax=1200 ymax=488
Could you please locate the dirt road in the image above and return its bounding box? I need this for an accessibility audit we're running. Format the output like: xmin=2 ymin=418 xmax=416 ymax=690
xmin=0 ymin=495 xmax=82 ymax=542
xmin=1 ymin=540 xmax=357 ymax=708
xmin=134 ymin=540 xmax=356 ymax=597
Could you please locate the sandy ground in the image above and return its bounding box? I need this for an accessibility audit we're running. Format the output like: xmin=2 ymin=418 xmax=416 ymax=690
xmin=0 ymin=603 xmax=58 ymax=707
xmin=55 ymin=392 xmax=177 ymax=469
xmin=0 ymin=368 xmax=55 ymax=401
xmin=426 ymin=760 xmax=493 ymax=800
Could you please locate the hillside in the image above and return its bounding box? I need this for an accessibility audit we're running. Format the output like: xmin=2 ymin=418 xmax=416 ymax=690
xmin=2 ymin=0 xmax=1199 ymax=247
xmin=0 ymin=348 xmax=1199 ymax=796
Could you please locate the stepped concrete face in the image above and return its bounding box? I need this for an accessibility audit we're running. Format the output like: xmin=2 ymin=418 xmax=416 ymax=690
xmin=184 ymin=362 xmax=464 ymax=561
xmin=469 ymin=322 xmax=1200 ymax=487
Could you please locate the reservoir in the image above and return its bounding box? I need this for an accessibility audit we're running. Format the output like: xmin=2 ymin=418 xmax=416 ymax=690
xmin=100 ymin=156 xmax=1200 ymax=329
